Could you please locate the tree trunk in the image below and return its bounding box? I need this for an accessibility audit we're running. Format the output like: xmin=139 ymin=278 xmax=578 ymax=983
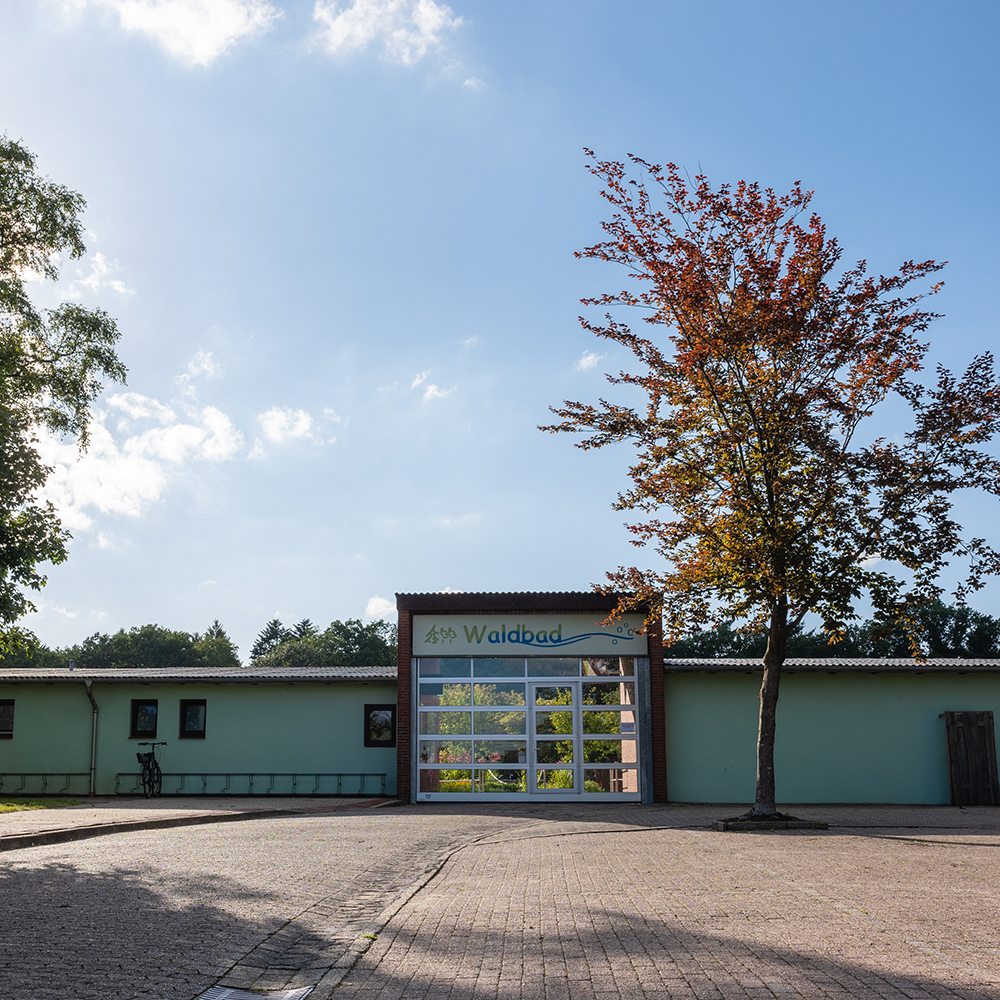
xmin=747 ymin=604 xmax=789 ymax=818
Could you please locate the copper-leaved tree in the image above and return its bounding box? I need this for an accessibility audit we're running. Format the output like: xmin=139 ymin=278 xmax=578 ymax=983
xmin=543 ymin=152 xmax=1000 ymax=818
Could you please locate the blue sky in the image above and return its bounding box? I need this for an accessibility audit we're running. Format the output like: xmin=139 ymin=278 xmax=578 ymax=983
xmin=2 ymin=0 xmax=999 ymax=659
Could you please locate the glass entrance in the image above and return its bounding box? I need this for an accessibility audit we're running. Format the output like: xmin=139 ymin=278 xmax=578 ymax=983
xmin=416 ymin=655 xmax=641 ymax=801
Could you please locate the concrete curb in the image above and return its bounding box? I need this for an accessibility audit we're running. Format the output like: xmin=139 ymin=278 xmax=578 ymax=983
xmin=0 ymin=797 xmax=398 ymax=852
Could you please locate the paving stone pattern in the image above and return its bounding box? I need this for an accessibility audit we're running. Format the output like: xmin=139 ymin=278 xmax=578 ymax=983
xmin=338 ymin=821 xmax=1000 ymax=1000
xmin=2 ymin=804 xmax=999 ymax=1000
xmin=0 ymin=807 xmax=538 ymax=1000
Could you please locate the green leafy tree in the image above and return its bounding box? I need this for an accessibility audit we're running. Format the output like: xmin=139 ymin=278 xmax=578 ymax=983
xmin=193 ymin=620 xmax=241 ymax=668
xmin=74 ymin=625 xmax=201 ymax=670
xmin=252 ymin=640 xmax=326 ymax=670
xmin=0 ymin=136 xmax=126 ymax=655
xmin=318 ymin=618 xmax=397 ymax=666
xmin=544 ymin=153 xmax=1000 ymax=818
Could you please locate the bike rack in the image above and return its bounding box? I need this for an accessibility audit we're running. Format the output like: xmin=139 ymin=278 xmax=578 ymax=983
xmin=114 ymin=772 xmax=387 ymax=796
xmin=0 ymin=773 xmax=90 ymax=795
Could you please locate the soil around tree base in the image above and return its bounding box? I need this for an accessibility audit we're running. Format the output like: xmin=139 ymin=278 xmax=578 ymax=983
xmin=713 ymin=813 xmax=829 ymax=831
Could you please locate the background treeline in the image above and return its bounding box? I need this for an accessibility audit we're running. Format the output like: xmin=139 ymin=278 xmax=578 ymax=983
xmin=664 ymin=601 xmax=1000 ymax=659
xmin=249 ymin=618 xmax=397 ymax=668
xmin=1 ymin=617 xmax=398 ymax=669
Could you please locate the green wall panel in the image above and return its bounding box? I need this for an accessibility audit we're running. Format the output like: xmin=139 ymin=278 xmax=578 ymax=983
xmin=0 ymin=681 xmax=398 ymax=796
xmin=664 ymin=671 xmax=1000 ymax=804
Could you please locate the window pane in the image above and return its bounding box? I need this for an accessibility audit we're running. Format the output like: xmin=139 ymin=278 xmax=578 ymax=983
xmin=583 ymin=657 xmax=635 ymax=677
xmin=526 ymin=657 xmax=579 ymax=677
xmin=418 ymin=658 xmax=471 ymax=677
xmin=0 ymin=700 xmax=13 ymax=736
xmin=584 ymin=768 xmax=639 ymax=793
xmin=419 ymin=711 xmax=471 ymax=735
xmin=131 ymin=700 xmax=158 ymax=738
xmin=478 ymin=769 xmax=526 ymax=793
xmin=535 ymin=768 xmax=575 ymax=790
xmin=437 ymin=770 xmax=473 ymax=792
xmin=473 ymin=682 xmax=525 ymax=706
xmin=535 ymin=710 xmax=573 ymax=735
xmin=419 ymin=683 xmax=471 ymax=706
xmin=474 ymin=710 xmax=526 ymax=735
xmin=581 ymin=682 xmax=637 ymax=706
xmin=180 ymin=700 xmax=206 ymax=736
xmin=535 ymin=685 xmax=573 ymax=706
xmin=474 ymin=739 xmax=527 ymax=763
xmin=420 ymin=740 xmax=472 ymax=764
xmin=368 ymin=708 xmax=393 ymax=743
xmin=583 ymin=710 xmax=636 ymax=735
xmin=583 ymin=739 xmax=636 ymax=764
xmin=536 ymin=740 xmax=573 ymax=764
xmin=473 ymin=658 xmax=524 ymax=677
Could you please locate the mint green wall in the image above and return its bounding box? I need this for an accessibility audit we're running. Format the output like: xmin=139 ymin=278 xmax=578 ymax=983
xmin=664 ymin=671 xmax=1000 ymax=804
xmin=0 ymin=681 xmax=397 ymax=796
xmin=0 ymin=684 xmax=93 ymax=790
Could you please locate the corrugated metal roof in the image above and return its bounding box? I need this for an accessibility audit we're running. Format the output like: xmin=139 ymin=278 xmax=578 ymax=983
xmin=395 ymin=591 xmax=631 ymax=612
xmin=664 ymin=657 xmax=1000 ymax=673
xmin=0 ymin=664 xmax=398 ymax=684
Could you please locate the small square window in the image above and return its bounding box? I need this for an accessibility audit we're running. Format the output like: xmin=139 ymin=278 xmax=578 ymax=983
xmin=130 ymin=699 xmax=158 ymax=739
xmin=179 ymin=699 xmax=207 ymax=739
xmin=0 ymin=700 xmax=14 ymax=739
xmin=364 ymin=704 xmax=396 ymax=748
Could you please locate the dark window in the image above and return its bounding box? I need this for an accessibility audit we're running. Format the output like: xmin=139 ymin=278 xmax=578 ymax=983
xmin=364 ymin=703 xmax=396 ymax=747
xmin=130 ymin=699 xmax=158 ymax=739
xmin=0 ymin=700 xmax=13 ymax=738
xmin=179 ymin=699 xmax=207 ymax=738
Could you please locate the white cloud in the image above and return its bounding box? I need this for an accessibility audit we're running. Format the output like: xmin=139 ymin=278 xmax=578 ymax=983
xmin=175 ymin=350 xmax=222 ymax=409
xmin=462 ymin=76 xmax=482 ymax=89
xmin=365 ymin=595 xmax=395 ymax=619
xmin=69 ymin=252 xmax=133 ymax=297
xmin=36 ymin=401 xmax=244 ymax=531
xmin=323 ymin=407 xmax=345 ymax=425
xmin=461 ymin=335 xmax=479 ymax=349
xmin=258 ymin=406 xmax=314 ymax=443
xmin=312 ymin=0 xmax=462 ymax=65
xmin=107 ymin=392 xmax=176 ymax=424
xmin=411 ymin=369 xmax=430 ymax=389
xmin=423 ymin=383 xmax=452 ymax=401
xmin=575 ymin=350 xmax=604 ymax=372
xmin=186 ymin=349 xmax=221 ymax=378
xmin=68 ymin=0 xmax=281 ymax=67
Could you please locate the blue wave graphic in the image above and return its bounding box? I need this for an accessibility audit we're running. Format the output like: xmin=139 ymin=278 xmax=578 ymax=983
xmin=495 ymin=628 xmax=638 ymax=647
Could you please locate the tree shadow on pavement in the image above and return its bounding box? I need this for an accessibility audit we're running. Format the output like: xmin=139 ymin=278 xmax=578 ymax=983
xmin=336 ymin=904 xmax=1000 ymax=1000
xmin=0 ymin=859 xmax=328 ymax=1000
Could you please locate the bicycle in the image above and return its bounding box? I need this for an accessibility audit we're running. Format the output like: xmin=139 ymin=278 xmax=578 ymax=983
xmin=136 ymin=741 xmax=167 ymax=797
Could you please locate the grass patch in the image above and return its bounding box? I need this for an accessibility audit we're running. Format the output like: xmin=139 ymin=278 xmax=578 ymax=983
xmin=0 ymin=798 xmax=79 ymax=813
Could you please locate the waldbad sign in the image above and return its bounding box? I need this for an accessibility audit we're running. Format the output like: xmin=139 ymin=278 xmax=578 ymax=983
xmin=412 ymin=614 xmax=648 ymax=656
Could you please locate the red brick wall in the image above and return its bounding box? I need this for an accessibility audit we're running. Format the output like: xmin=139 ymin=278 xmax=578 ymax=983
xmin=647 ymin=617 xmax=668 ymax=802
xmin=396 ymin=609 xmax=413 ymax=802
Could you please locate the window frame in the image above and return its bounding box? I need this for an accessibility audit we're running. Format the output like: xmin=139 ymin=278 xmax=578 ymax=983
xmin=0 ymin=699 xmax=13 ymax=739
xmin=129 ymin=699 xmax=158 ymax=739
xmin=179 ymin=699 xmax=207 ymax=739
xmin=364 ymin=703 xmax=397 ymax=748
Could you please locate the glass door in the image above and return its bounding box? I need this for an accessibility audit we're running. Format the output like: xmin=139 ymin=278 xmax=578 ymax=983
xmin=530 ymin=681 xmax=580 ymax=794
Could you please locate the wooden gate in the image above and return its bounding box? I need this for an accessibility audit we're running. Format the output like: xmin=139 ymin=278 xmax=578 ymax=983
xmin=944 ymin=711 xmax=1000 ymax=806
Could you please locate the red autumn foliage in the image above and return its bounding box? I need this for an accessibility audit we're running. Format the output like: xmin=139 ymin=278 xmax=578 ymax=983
xmin=543 ymin=152 xmax=1000 ymax=815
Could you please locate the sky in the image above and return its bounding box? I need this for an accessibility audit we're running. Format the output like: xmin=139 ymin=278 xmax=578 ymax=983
xmin=2 ymin=0 xmax=999 ymax=660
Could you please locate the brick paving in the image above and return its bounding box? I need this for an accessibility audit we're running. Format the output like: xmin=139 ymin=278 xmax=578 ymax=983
xmin=1 ymin=803 xmax=998 ymax=999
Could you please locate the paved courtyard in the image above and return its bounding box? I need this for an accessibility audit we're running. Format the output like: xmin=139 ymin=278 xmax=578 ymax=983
xmin=1 ymin=802 xmax=999 ymax=999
